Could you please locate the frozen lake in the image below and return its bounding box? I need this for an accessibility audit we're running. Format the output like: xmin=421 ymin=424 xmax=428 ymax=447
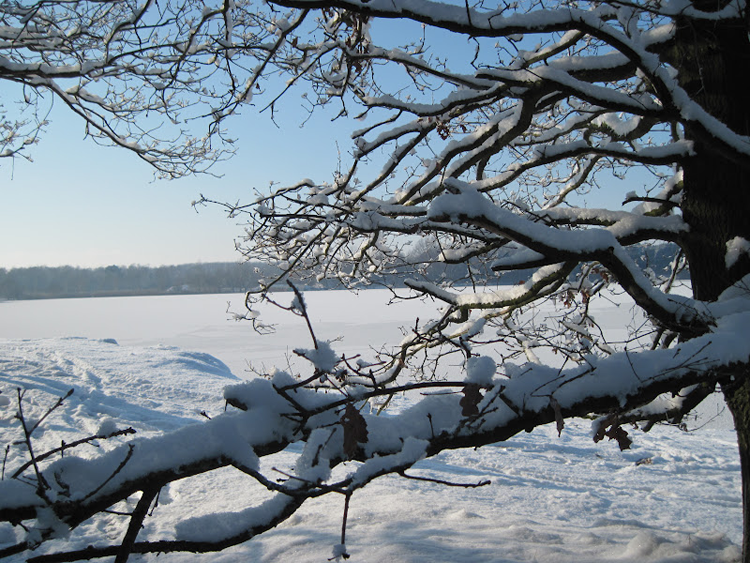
xmin=0 ymin=289 xmax=439 ymax=378
xmin=0 ymin=286 xmax=656 ymax=377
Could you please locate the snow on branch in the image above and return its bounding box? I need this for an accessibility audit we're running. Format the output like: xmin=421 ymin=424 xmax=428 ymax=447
xmin=424 ymin=180 xmax=705 ymax=332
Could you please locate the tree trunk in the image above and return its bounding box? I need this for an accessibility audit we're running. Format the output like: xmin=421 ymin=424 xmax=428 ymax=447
xmin=724 ymin=376 xmax=750 ymax=563
xmin=670 ymin=4 xmax=750 ymax=300
xmin=663 ymin=3 xmax=750 ymax=560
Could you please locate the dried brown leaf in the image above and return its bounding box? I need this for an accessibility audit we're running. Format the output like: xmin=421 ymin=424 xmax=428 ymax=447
xmin=550 ymin=396 xmax=564 ymax=437
xmin=592 ymin=416 xmax=632 ymax=451
xmin=460 ymin=384 xmax=483 ymax=417
xmin=341 ymin=403 xmax=368 ymax=459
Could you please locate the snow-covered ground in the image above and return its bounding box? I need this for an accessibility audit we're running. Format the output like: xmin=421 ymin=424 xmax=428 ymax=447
xmin=0 ymin=290 xmax=742 ymax=562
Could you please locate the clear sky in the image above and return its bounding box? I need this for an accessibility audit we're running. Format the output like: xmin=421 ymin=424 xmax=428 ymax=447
xmin=0 ymin=84 xmax=352 ymax=269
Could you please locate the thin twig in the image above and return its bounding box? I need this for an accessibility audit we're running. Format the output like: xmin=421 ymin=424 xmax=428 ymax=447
xmin=114 ymin=486 xmax=160 ymax=563
xmin=2 ymin=444 xmax=9 ymax=480
xmin=287 ymin=280 xmax=319 ymax=350
xmin=29 ymin=389 xmax=74 ymax=434
xmin=341 ymin=492 xmax=351 ymax=551
xmin=82 ymin=445 xmax=134 ymax=502
xmin=12 ymin=428 xmax=136 ymax=480
xmin=15 ymin=389 xmax=50 ymax=496
xmin=329 ymin=492 xmax=352 ymax=561
xmin=398 ymin=470 xmax=491 ymax=488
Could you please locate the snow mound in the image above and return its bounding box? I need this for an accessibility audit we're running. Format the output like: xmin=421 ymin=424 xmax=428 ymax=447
xmin=0 ymin=337 xmax=237 ymax=438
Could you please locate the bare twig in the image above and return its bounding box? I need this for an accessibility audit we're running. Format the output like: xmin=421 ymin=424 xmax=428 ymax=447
xmin=114 ymin=487 xmax=160 ymax=563
xmin=15 ymin=389 xmax=50 ymax=496
xmin=82 ymin=445 xmax=135 ymax=502
xmin=11 ymin=428 xmax=136 ymax=480
xmin=398 ymin=471 xmax=492 ymax=488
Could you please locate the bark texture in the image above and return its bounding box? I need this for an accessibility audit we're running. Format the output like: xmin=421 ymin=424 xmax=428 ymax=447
xmin=671 ymin=8 xmax=750 ymax=300
xmin=724 ymin=376 xmax=750 ymax=563
xmin=666 ymin=4 xmax=750 ymax=560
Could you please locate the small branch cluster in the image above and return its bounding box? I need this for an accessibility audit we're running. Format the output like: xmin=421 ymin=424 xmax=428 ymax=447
xmin=1 ymin=388 xmax=137 ymax=559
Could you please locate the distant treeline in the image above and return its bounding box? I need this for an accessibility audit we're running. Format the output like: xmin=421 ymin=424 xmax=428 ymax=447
xmin=0 ymin=243 xmax=687 ymax=301
xmin=0 ymin=262 xmax=282 ymax=300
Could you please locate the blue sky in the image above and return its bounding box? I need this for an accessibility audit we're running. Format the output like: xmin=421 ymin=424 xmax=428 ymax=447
xmin=0 ymin=86 xmax=352 ymax=269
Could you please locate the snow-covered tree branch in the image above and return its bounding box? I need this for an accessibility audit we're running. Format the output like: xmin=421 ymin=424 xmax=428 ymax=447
xmin=3 ymin=0 xmax=750 ymax=560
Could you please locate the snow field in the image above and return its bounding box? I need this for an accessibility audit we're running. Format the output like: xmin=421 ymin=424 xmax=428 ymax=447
xmin=0 ymin=289 xmax=742 ymax=562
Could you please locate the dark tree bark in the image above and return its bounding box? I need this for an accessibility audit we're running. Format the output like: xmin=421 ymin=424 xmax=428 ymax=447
xmin=666 ymin=5 xmax=750 ymax=560
xmin=724 ymin=375 xmax=750 ymax=563
xmin=675 ymin=10 xmax=750 ymax=301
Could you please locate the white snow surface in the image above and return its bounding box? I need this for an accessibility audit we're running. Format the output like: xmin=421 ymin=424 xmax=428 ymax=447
xmin=0 ymin=290 xmax=742 ymax=562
